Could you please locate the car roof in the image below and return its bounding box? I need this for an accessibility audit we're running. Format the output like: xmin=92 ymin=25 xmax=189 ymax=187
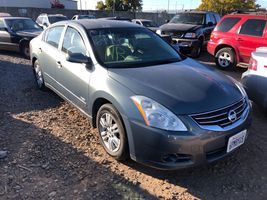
xmin=226 ymin=14 xmax=267 ymax=18
xmin=57 ymin=19 xmax=140 ymax=29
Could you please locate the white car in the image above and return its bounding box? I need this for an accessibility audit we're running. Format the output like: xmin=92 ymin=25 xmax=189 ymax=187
xmin=241 ymin=47 xmax=267 ymax=111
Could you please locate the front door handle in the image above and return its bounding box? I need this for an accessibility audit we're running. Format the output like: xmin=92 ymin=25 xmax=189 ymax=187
xmin=38 ymin=47 xmax=42 ymax=53
xmin=56 ymin=61 xmax=62 ymax=68
xmin=237 ymin=38 xmax=243 ymax=41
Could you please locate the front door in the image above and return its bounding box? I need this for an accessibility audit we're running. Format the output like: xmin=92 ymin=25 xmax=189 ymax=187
xmin=56 ymin=26 xmax=91 ymax=110
xmin=0 ymin=19 xmax=18 ymax=51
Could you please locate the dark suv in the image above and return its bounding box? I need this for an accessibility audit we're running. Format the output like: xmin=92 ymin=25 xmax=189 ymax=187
xmin=208 ymin=13 xmax=267 ymax=70
xmin=156 ymin=11 xmax=220 ymax=57
xmin=0 ymin=17 xmax=42 ymax=58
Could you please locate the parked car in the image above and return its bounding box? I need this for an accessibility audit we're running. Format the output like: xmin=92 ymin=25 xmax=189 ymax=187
xmin=156 ymin=11 xmax=220 ymax=57
xmin=132 ymin=19 xmax=158 ymax=32
xmin=72 ymin=14 xmax=96 ymax=20
xmin=0 ymin=17 xmax=42 ymax=58
xmin=30 ymin=19 xmax=251 ymax=170
xmin=36 ymin=13 xmax=68 ymax=29
xmin=241 ymin=47 xmax=267 ymax=111
xmin=208 ymin=13 xmax=267 ymax=70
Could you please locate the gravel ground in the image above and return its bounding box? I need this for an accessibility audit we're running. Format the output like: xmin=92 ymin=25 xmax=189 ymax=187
xmin=0 ymin=51 xmax=266 ymax=200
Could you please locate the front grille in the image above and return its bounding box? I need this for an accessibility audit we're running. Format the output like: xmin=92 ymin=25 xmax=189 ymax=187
xmin=191 ymin=98 xmax=247 ymax=128
xmin=162 ymin=31 xmax=183 ymax=38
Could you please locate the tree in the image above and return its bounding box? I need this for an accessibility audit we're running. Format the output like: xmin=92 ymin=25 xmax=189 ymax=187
xmin=96 ymin=0 xmax=142 ymax=11
xmin=197 ymin=0 xmax=256 ymax=15
xmin=96 ymin=1 xmax=106 ymax=10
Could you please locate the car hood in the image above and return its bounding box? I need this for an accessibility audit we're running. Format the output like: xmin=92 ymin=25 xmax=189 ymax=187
xmin=108 ymin=59 xmax=243 ymax=115
xmin=16 ymin=29 xmax=42 ymax=38
xmin=160 ymin=23 xmax=201 ymax=33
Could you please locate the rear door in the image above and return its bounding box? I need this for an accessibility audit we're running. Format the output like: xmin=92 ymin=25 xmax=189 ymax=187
xmin=203 ymin=13 xmax=216 ymax=43
xmin=236 ymin=18 xmax=267 ymax=63
xmin=38 ymin=25 xmax=65 ymax=89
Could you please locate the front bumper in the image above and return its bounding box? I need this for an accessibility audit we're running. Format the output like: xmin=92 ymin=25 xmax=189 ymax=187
xmin=127 ymin=104 xmax=252 ymax=170
xmin=171 ymin=38 xmax=199 ymax=53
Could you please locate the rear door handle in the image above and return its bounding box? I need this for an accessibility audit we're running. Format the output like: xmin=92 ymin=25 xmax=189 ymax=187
xmin=237 ymin=38 xmax=243 ymax=41
xmin=56 ymin=61 xmax=62 ymax=68
xmin=38 ymin=47 xmax=42 ymax=53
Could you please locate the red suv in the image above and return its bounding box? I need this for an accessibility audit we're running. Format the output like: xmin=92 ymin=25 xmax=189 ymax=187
xmin=208 ymin=13 xmax=267 ymax=70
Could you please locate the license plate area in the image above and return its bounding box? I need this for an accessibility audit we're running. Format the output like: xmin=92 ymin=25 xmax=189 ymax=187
xmin=227 ymin=130 xmax=247 ymax=153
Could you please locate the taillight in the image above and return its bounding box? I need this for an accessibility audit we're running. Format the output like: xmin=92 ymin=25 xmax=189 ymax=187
xmin=249 ymin=58 xmax=257 ymax=71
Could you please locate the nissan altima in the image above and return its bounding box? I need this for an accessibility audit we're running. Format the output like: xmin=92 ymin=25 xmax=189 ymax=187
xmin=30 ymin=20 xmax=252 ymax=170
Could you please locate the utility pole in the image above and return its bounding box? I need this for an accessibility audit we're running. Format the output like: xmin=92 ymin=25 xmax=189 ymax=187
xmin=168 ymin=0 xmax=170 ymax=13
xmin=113 ymin=0 xmax=115 ymax=16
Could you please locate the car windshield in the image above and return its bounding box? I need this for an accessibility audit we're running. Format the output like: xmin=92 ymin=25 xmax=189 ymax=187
xmin=5 ymin=18 xmax=41 ymax=31
xmin=79 ymin=15 xmax=95 ymax=19
xmin=170 ymin=13 xmax=205 ymax=25
xmin=88 ymin=28 xmax=181 ymax=68
xmin=142 ymin=21 xmax=156 ymax=27
xmin=48 ymin=16 xmax=68 ymax=24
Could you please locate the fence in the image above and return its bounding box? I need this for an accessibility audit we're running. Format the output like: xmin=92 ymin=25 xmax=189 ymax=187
xmin=0 ymin=7 xmax=175 ymax=26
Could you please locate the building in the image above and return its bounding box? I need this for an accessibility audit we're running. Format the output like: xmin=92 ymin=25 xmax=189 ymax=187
xmin=0 ymin=0 xmax=78 ymax=9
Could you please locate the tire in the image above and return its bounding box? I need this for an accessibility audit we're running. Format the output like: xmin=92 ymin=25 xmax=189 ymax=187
xmin=215 ymin=47 xmax=237 ymax=70
xmin=190 ymin=40 xmax=202 ymax=58
xmin=33 ymin=60 xmax=46 ymax=91
xmin=96 ymin=104 xmax=129 ymax=161
xmin=21 ymin=43 xmax=30 ymax=59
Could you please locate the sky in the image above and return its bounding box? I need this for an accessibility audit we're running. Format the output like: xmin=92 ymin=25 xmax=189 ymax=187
xmin=86 ymin=0 xmax=267 ymax=11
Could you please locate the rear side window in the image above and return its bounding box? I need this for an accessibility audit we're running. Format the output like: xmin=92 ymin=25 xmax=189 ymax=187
xmin=239 ymin=19 xmax=267 ymax=37
xmin=45 ymin=26 xmax=64 ymax=48
xmin=214 ymin=14 xmax=221 ymax=23
xmin=215 ymin=17 xmax=241 ymax=32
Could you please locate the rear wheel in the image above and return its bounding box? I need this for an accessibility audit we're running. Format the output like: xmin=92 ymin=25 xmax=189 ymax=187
xmin=33 ymin=60 xmax=46 ymax=91
xmin=215 ymin=47 xmax=237 ymax=70
xmin=96 ymin=104 xmax=128 ymax=161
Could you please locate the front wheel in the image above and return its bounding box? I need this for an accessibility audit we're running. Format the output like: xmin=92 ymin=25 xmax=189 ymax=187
xmin=96 ymin=104 xmax=128 ymax=161
xmin=21 ymin=43 xmax=30 ymax=59
xmin=215 ymin=47 xmax=237 ymax=70
xmin=190 ymin=42 xmax=202 ymax=58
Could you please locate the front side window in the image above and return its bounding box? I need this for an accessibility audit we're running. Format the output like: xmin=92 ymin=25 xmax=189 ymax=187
xmin=62 ymin=27 xmax=86 ymax=55
xmin=45 ymin=26 xmax=64 ymax=48
xmin=215 ymin=17 xmax=241 ymax=32
xmin=88 ymin=28 xmax=181 ymax=68
xmin=170 ymin=13 xmax=205 ymax=25
xmin=239 ymin=19 xmax=267 ymax=37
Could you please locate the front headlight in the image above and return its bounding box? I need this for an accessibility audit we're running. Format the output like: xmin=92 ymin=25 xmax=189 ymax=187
xmin=156 ymin=29 xmax=162 ymax=35
xmin=184 ymin=32 xmax=197 ymax=38
xmin=131 ymin=96 xmax=187 ymax=131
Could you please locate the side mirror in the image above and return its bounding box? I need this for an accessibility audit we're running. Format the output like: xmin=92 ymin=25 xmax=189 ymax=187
xmin=165 ymin=19 xmax=170 ymax=23
xmin=66 ymin=53 xmax=93 ymax=68
xmin=207 ymin=22 xmax=214 ymax=27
